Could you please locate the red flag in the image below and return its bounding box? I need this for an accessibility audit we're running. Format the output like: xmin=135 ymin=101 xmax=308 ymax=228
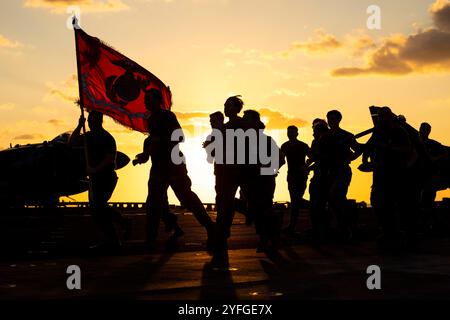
xmin=75 ymin=28 xmax=171 ymax=133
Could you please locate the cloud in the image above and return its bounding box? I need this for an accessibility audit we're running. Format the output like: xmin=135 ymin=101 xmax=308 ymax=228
xmin=0 ymin=119 xmax=74 ymax=150
xmin=332 ymin=35 xmax=413 ymax=76
xmin=13 ymin=134 xmax=44 ymax=140
xmin=0 ymin=34 xmax=22 ymax=48
xmin=0 ymin=103 xmax=16 ymax=111
xmin=175 ymin=111 xmax=209 ymax=121
xmin=258 ymin=108 xmax=307 ymax=129
xmin=23 ymin=0 xmax=129 ymax=14
xmin=48 ymin=119 xmax=65 ymax=126
xmin=45 ymin=74 xmax=78 ymax=104
xmin=432 ymin=0 xmax=450 ymax=32
xmin=281 ymin=30 xmax=342 ymax=57
xmin=331 ymin=0 xmax=450 ymax=77
xmin=345 ymin=32 xmax=377 ymax=57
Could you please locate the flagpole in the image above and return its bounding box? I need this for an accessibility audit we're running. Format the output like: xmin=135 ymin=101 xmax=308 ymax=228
xmin=72 ymin=16 xmax=94 ymax=201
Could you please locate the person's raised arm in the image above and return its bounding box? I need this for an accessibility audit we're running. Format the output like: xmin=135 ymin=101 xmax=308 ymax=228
xmin=68 ymin=115 xmax=85 ymax=146
xmin=350 ymin=136 xmax=363 ymax=161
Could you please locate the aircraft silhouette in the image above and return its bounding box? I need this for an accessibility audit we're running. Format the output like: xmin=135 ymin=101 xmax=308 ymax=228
xmin=0 ymin=132 xmax=130 ymax=207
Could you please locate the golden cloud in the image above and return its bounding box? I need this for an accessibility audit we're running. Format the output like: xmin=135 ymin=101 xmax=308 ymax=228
xmin=48 ymin=119 xmax=65 ymax=126
xmin=432 ymin=0 xmax=450 ymax=32
xmin=13 ymin=134 xmax=44 ymax=141
xmin=281 ymin=30 xmax=342 ymax=57
xmin=345 ymin=32 xmax=377 ymax=57
xmin=332 ymin=0 xmax=450 ymax=77
xmin=23 ymin=0 xmax=129 ymax=14
xmin=258 ymin=108 xmax=307 ymax=129
xmin=0 ymin=34 xmax=22 ymax=48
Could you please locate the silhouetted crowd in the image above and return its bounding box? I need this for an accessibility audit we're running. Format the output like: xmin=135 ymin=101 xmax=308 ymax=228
xmin=72 ymin=90 xmax=450 ymax=266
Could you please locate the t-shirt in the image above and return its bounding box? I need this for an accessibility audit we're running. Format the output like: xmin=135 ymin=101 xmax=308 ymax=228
xmin=84 ymin=129 xmax=116 ymax=174
xmin=223 ymin=116 xmax=246 ymax=167
xmin=281 ymin=140 xmax=309 ymax=177
xmin=368 ymin=125 xmax=413 ymax=173
xmin=322 ymin=128 xmax=356 ymax=168
xmin=146 ymin=109 xmax=183 ymax=166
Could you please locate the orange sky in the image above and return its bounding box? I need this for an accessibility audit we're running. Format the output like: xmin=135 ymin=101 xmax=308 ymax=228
xmin=1 ymin=0 xmax=450 ymax=204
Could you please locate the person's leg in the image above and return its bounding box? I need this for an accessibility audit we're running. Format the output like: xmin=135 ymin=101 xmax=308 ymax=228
xmin=265 ymin=177 xmax=279 ymax=245
xmin=161 ymin=192 xmax=184 ymax=236
xmin=372 ymin=173 xmax=400 ymax=249
xmin=161 ymin=193 xmax=176 ymax=229
xmin=102 ymin=174 xmax=132 ymax=238
xmin=309 ymin=172 xmax=328 ymax=239
xmin=239 ymin=180 xmax=253 ymax=226
xmin=286 ymin=174 xmax=307 ymax=232
xmin=286 ymin=178 xmax=299 ymax=231
xmin=146 ymin=166 xmax=169 ymax=244
xmin=215 ymin=167 xmax=240 ymax=252
xmin=420 ymin=176 xmax=438 ymax=231
xmin=214 ymin=165 xmax=224 ymax=215
xmin=328 ymin=167 xmax=352 ymax=239
xmin=89 ymin=176 xmax=121 ymax=247
xmin=253 ymin=176 xmax=278 ymax=252
xmin=169 ymin=164 xmax=214 ymax=229
xmin=399 ymin=173 xmax=420 ymax=247
xmin=246 ymin=175 xmax=264 ymax=238
xmin=169 ymin=164 xmax=215 ymax=253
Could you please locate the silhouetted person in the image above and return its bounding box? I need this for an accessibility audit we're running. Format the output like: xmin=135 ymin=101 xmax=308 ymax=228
xmin=137 ymin=88 xmax=215 ymax=252
xmin=323 ymin=110 xmax=362 ymax=242
xmin=307 ymin=119 xmax=331 ymax=241
xmin=243 ymin=110 xmax=285 ymax=253
xmin=133 ymin=137 xmax=184 ymax=240
xmin=364 ymin=107 xmax=418 ymax=251
xmin=418 ymin=122 xmax=448 ymax=229
xmin=69 ymin=111 xmax=131 ymax=252
xmin=212 ymin=95 xmax=247 ymax=266
xmin=281 ymin=125 xmax=310 ymax=234
xmin=203 ymin=111 xmax=225 ymax=214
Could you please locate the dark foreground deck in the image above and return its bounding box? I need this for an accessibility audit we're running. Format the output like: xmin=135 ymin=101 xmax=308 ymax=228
xmin=0 ymin=205 xmax=450 ymax=300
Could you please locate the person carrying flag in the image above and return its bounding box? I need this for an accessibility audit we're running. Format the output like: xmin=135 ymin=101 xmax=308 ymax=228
xmin=135 ymin=88 xmax=216 ymax=252
xmin=69 ymin=111 xmax=131 ymax=252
